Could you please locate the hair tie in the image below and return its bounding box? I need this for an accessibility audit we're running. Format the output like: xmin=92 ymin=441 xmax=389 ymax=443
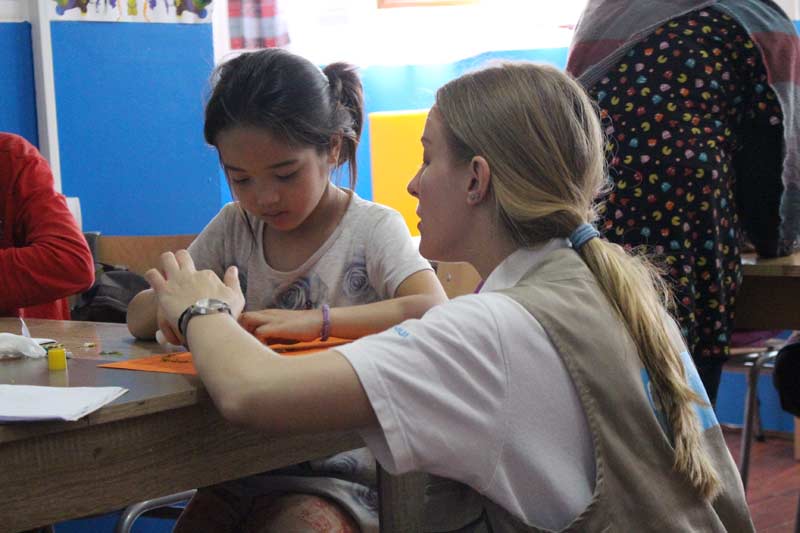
xmin=320 ymin=304 xmax=331 ymax=341
xmin=569 ymin=223 xmax=600 ymax=251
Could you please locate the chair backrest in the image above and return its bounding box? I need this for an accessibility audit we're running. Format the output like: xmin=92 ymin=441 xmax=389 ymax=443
xmin=773 ymin=342 xmax=800 ymax=417
xmin=96 ymin=235 xmax=197 ymax=275
xmin=66 ymin=197 xmax=82 ymax=230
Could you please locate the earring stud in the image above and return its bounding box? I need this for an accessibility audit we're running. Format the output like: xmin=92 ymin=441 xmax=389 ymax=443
xmin=468 ymin=192 xmax=480 ymax=202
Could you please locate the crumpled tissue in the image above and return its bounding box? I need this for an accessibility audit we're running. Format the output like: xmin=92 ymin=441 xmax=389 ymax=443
xmin=0 ymin=333 xmax=47 ymax=359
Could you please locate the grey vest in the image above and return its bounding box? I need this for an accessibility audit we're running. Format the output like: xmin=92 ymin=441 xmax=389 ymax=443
xmin=434 ymin=249 xmax=753 ymax=532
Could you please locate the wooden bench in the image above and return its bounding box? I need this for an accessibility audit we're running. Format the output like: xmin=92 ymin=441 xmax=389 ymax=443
xmin=95 ymin=234 xmax=197 ymax=274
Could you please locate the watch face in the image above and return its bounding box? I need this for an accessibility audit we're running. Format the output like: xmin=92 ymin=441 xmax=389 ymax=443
xmin=196 ymin=298 xmax=229 ymax=311
xmin=179 ymin=298 xmax=232 ymax=339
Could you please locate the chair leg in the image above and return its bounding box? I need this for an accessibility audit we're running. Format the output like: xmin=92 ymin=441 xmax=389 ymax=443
xmin=795 ymin=492 xmax=800 ymax=533
xmin=114 ymin=490 xmax=196 ymax=533
xmin=739 ymin=353 xmax=773 ymax=491
xmin=754 ymin=396 xmax=766 ymax=442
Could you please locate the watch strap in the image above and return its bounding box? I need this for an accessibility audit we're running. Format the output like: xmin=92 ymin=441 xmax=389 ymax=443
xmin=178 ymin=299 xmax=232 ymax=340
xmin=177 ymin=305 xmax=194 ymax=339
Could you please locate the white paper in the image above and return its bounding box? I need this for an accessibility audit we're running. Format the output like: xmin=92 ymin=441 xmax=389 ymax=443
xmin=0 ymin=385 xmax=128 ymax=422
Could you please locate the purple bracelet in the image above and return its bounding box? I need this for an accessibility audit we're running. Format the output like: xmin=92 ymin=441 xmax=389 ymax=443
xmin=320 ymin=304 xmax=331 ymax=341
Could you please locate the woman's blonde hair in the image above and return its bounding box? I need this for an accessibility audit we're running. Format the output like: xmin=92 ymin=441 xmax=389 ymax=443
xmin=435 ymin=62 xmax=720 ymax=499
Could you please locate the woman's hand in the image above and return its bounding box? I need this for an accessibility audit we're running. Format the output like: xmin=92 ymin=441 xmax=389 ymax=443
xmin=239 ymin=308 xmax=324 ymax=343
xmin=145 ymin=250 xmax=245 ymax=340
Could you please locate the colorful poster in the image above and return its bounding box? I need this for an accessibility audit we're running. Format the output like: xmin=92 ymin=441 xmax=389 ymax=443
xmin=50 ymin=1 xmax=214 ymax=23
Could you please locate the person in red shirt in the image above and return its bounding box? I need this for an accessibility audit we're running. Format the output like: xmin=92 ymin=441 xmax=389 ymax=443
xmin=0 ymin=132 xmax=94 ymax=320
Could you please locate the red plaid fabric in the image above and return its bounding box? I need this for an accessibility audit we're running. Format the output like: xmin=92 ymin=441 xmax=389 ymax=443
xmin=228 ymin=0 xmax=290 ymax=50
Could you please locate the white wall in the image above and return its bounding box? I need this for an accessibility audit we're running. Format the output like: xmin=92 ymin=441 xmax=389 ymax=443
xmin=209 ymin=0 xmax=586 ymax=66
xmin=284 ymin=0 xmax=586 ymax=65
xmin=212 ymin=0 xmax=231 ymax=63
xmin=276 ymin=0 xmax=800 ymax=67
xmin=776 ymin=0 xmax=800 ymax=19
xmin=0 ymin=0 xmax=27 ymax=21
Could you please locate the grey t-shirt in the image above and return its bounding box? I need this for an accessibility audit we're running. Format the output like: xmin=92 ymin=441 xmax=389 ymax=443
xmin=188 ymin=192 xmax=432 ymax=311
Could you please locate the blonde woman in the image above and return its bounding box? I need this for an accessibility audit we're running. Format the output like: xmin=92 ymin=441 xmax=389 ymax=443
xmin=145 ymin=63 xmax=753 ymax=532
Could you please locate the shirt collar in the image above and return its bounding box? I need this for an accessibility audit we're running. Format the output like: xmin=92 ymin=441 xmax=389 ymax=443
xmin=479 ymin=239 xmax=570 ymax=293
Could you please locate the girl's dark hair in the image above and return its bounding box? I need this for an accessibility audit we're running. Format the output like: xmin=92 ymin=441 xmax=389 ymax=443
xmin=204 ymin=49 xmax=364 ymax=188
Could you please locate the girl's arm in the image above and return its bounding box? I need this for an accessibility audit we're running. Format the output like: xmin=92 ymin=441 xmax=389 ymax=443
xmin=239 ymin=269 xmax=447 ymax=342
xmin=146 ymin=251 xmax=377 ymax=433
xmin=332 ymin=269 xmax=446 ymax=337
xmin=127 ymin=288 xmax=159 ymax=339
xmin=127 ymin=289 xmax=182 ymax=343
xmin=127 ymin=206 xmax=235 ymax=340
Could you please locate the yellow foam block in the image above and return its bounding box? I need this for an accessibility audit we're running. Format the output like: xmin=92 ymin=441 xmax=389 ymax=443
xmin=369 ymin=109 xmax=429 ymax=236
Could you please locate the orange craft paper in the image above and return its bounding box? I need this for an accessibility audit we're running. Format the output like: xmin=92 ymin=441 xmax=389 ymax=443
xmin=98 ymin=337 xmax=352 ymax=376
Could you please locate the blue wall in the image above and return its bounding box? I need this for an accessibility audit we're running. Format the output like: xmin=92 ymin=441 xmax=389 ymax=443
xmin=0 ymin=21 xmax=569 ymax=237
xmin=354 ymin=47 xmax=570 ymax=201
xmin=3 ymin=20 xmax=799 ymax=233
xmin=0 ymin=22 xmax=38 ymax=145
xmin=51 ymin=21 xmax=219 ymax=235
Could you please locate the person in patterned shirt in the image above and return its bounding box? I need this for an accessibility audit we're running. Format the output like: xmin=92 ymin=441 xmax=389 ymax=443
xmin=568 ymin=3 xmax=797 ymax=404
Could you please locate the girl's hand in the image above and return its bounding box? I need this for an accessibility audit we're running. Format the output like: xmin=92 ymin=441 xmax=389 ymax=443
xmin=239 ymin=309 xmax=324 ymax=343
xmin=145 ymin=250 xmax=245 ymax=337
xmin=156 ymin=305 xmax=183 ymax=346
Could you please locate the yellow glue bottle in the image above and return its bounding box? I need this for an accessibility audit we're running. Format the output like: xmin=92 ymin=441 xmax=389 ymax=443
xmin=47 ymin=347 xmax=67 ymax=371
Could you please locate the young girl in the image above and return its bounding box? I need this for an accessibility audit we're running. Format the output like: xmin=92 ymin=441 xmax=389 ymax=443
xmin=127 ymin=49 xmax=446 ymax=532
xmin=146 ymin=62 xmax=753 ymax=532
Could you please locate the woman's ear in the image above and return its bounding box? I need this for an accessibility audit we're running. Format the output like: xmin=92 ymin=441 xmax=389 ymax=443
xmin=327 ymin=134 xmax=343 ymax=165
xmin=466 ymin=155 xmax=491 ymax=205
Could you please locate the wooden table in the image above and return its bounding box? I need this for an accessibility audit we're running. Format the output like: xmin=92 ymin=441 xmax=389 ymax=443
xmin=0 ymin=318 xmax=422 ymax=533
xmin=737 ymin=252 xmax=800 ymax=330
xmin=736 ymin=253 xmax=800 ymax=461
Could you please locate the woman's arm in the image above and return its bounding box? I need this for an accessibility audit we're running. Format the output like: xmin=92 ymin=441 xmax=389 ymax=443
xmin=146 ymin=250 xmax=377 ymax=433
xmin=191 ymin=315 xmax=376 ymax=432
xmin=239 ymin=269 xmax=447 ymax=342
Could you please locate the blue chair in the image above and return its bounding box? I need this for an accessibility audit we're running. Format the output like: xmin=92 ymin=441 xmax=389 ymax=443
xmin=726 ymin=348 xmax=778 ymax=491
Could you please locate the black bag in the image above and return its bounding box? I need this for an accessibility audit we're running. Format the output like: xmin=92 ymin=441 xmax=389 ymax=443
xmin=772 ymin=342 xmax=800 ymax=417
xmin=71 ymin=262 xmax=149 ymax=323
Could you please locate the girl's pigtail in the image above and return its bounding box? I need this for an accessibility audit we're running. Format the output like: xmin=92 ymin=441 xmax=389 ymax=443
xmin=323 ymin=63 xmax=364 ymax=189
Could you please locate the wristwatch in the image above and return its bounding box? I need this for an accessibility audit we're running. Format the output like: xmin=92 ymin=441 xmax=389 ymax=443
xmin=178 ymin=298 xmax=233 ymax=339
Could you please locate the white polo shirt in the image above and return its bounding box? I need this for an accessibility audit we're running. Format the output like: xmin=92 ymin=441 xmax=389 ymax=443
xmin=338 ymin=239 xmax=595 ymax=531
